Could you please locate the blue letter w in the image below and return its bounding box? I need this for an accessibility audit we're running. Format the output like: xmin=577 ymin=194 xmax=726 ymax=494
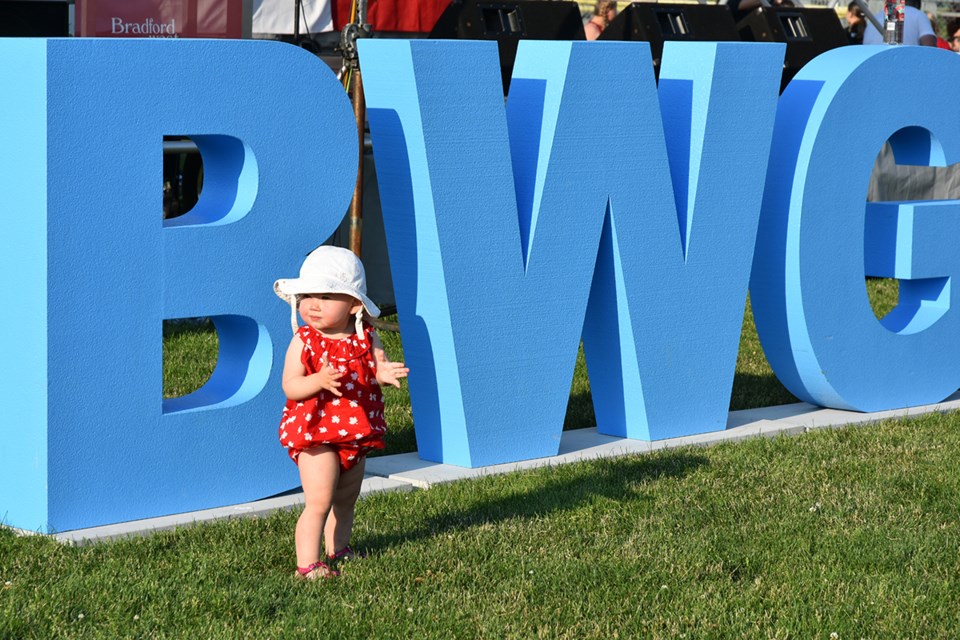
xmin=359 ymin=39 xmax=784 ymax=467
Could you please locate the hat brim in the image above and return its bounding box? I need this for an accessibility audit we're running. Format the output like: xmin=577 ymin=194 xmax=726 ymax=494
xmin=274 ymin=277 xmax=380 ymax=318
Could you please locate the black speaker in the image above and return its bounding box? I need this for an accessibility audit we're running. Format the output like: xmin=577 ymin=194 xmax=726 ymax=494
xmin=598 ymin=3 xmax=740 ymax=77
xmin=737 ymin=6 xmax=848 ymax=91
xmin=428 ymin=0 xmax=586 ymax=94
xmin=0 ymin=1 xmax=70 ymax=37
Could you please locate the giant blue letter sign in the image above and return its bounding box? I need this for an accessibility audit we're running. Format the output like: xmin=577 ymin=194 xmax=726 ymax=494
xmin=751 ymin=45 xmax=960 ymax=411
xmin=0 ymin=39 xmax=355 ymax=533
xmin=7 ymin=39 xmax=959 ymax=533
xmin=359 ymin=40 xmax=784 ymax=466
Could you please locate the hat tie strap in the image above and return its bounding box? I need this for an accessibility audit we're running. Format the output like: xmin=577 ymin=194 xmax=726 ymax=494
xmin=355 ymin=309 xmax=365 ymax=342
xmin=289 ymin=298 xmax=299 ymax=334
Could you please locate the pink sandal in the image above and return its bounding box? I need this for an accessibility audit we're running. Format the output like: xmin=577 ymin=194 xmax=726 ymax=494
xmin=328 ymin=545 xmax=366 ymax=564
xmin=295 ymin=561 xmax=338 ymax=580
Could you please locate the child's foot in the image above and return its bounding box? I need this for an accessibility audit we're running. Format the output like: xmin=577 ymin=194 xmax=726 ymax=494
xmin=295 ymin=561 xmax=338 ymax=580
xmin=327 ymin=545 xmax=365 ymax=567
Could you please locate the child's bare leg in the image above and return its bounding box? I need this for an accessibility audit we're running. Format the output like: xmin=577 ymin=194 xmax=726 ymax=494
xmin=324 ymin=458 xmax=366 ymax=555
xmin=295 ymin=446 xmax=340 ymax=567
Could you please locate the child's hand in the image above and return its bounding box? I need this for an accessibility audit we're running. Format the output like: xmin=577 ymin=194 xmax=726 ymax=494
xmin=369 ymin=331 xmax=409 ymax=389
xmin=376 ymin=361 xmax=409 ymax=389
xmin=314 ymin=354 xmax=344 ymax=397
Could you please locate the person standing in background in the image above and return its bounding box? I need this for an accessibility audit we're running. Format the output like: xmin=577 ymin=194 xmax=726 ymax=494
xmin=947 ymin=17 xmax=960 ymax=51
xmin=585 ymin=1 xmax=617 ymax=40
xmin=845 ymin=1 xmax=866 ymax=44
xmin=927 ymin=12 xmax=954 ymax=49
xmin=862 ymin=0 xmax=936 ymax=46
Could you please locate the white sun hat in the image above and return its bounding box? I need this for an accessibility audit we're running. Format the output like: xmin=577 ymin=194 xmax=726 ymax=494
xmin=274 ymin=245 xmax=380 ymax=335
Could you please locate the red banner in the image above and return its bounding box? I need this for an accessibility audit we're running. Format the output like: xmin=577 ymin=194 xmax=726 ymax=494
xmin=333 ymin=0 xmax=451 ymax=33
xmin=75 ymin=0 xmax=244 ymax=38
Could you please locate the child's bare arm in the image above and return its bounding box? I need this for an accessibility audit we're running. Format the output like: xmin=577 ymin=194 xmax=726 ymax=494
xmin=281 ymin=335 xmax=344 ymax=400
xmin=370 ymin=331 xmax=409 ymax=389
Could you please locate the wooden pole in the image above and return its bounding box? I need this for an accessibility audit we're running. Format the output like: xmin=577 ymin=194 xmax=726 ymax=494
xmin=348 ymin=69 xmax=365 ymax=257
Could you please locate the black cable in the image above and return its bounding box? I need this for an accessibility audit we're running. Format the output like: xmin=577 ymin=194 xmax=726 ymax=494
xmin=300 ymin=0 xmax=313 ymax=45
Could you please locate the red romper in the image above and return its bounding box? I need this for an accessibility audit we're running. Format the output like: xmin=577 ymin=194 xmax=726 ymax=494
xmin=279 ymin=324 xmax=386 ymax=470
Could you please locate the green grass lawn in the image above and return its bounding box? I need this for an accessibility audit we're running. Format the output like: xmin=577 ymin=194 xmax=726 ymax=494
xmin=4 ymin=415 xmax=959 ymax=638
xmin=9 ymin=277 xmax=960 ymax=638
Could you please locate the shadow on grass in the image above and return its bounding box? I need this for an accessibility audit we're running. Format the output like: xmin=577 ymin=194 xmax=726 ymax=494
xmin=563 ymin=389 xmax=596 ymax=431
xmin=729 ymin=372 xmax=797 ymax=412
xmin=375 ymin=426 xmax=419 ymax=458
xmin=362 ymin=451 xmax=708 ymax=551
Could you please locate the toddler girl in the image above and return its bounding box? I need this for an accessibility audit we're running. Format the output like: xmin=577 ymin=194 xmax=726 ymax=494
xmin=274 ymin=246 xmax=408 ymax=580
